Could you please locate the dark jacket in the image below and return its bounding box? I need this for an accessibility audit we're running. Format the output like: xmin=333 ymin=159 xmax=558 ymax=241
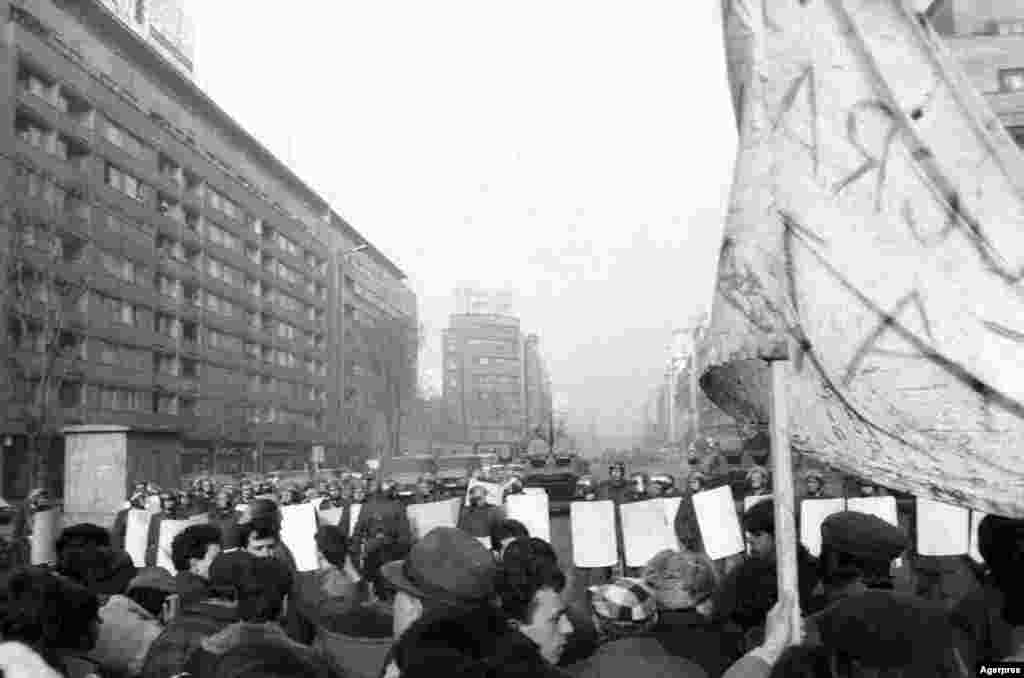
xmin=140 ymin=598 xmax=238 ymax=678
xmin=182 ymin=620 xmax=329 ymax=678
xmin=457 ymin=503 xmax=503 ymax=539
xmin=568 ymin=636 xmax=707 ymax=678
xmin=175 ymin=571 xmax=210 ymax=608
xmin=112 ymin=508 xmax=130 ymax=552
xmin=350 ymin=496 xmax=412 ymax=567
xmin=653 ymin=609 xmax=744 ymax=678
xmin=207 ymin=509 xmax=239 ymax=550
xmin=59 ymin=547 xmax=138 ymax=598
xmin=673 ymin=492 xmax=704 ymax=552
xmin=145 ymin=510 xmax=188 ymax=568
xmin=951 ymin=578 xmax=1016 ymax=669
xmin=386 ymin=605 xmax=570 ymax=678
xmin=317 ymin=601 xmax=393 ymax=678
xmin=712 ymin=545 xmax=819 ymax=634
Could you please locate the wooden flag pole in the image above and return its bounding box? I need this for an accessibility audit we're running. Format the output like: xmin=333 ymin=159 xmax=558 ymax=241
xmin=769 ymin=358 xmax=801 ymax=631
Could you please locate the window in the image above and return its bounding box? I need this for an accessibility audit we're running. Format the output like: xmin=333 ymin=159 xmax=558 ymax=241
xmin=155 ymin=394 xmax=178 ymax=415
xmin=155 ymin=353 xmax=180 ymax=376
xmin=15 ymin=114 xmax=48 ymax=150
xmin=180 ymin=397 xmax=197 ymax=416
xmin=204 ymin=223 xmax=241 ymax=252
xmin=156 ymin=274 xmax=181 ymax=300
xmin=94 ymin=385 xmax=148 ymax=412
xmin=95 ymin=294 xmax=137 ymax=326
xmin=205 ymin=291 xmax=236 ymax=317
xmin=184 ymin=209 xmax=201 ymax=232
xmin=245 ymin=342 xmax=260 ymax=359
xmin=207 ymin=257 xmax=242 ymax=287
xmin=103 ymin=117 xmax=147 ymax=159
xmin=181 ymin=358 xmax=199 ymax=378
xmin=277 ymin=322 xmax=297 ymax=341
xmin=207 ymin=329 xmax=242 ymax=353
xmin=104 ymin=162 xmax=146 ymax=202
xmin=155 ymin=313 xmax=181 ymax=339
xmin=208 ymin=187 xmax=240 ymax=220
xmin=60 ymin=234 xmax=85 ymax=263
xmin=100 ymin=251 xmax=135 ymax=283
xmin=183 ymin=321 xmax=198 ymax=343
xmin=1000 ymin=68 xmax=1024 ymax=92
xmin=59 ymin=382 xmax=82 ymax=408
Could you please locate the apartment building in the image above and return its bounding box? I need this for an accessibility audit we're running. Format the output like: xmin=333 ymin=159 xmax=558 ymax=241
xmin=96 ymin=0 xmax=193 ymax=76
xmin=443 ymin=313 xmax=525 ymax=449
xmin=935 ymin=1 xmax=1024 ymax=139
xmin=521 ymin=333 xmax=551 ymax=438
xmin=0 ymin=0 xmax=414 ymax=495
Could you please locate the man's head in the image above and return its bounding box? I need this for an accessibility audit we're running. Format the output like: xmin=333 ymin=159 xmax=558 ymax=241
xmin=805 ymin=471 xmax=824 ymax=496
xmin=496 ymin=539 xmax=572 ymax=665
xmin=171 ymin=524 xmax=223 ymax=577
xmin=416 ymin=477 xmax=433 ymax=497
xmin=746 ymin=466 xmax=769 ymax=491
xmin=609 ymin=463 xmax=625 ymax=483
xmin=643 ymin=549 xmax=717 ymax=613
xmin=382 ymin=527 xmax=497 ymax=639
xmin=159 ymin=492 xmax=179 ymax=513
xmin=235 ymin=556 xmax=293 ymax=623
xmin=490 ymin=519 xmax=530 ymax=559
xmin=468 ymin=485 xmax=487 ymax=507
xmin=742 ymin=499 xmax=775 ymax=560
xmin=587 ymin=578 xmax=659 ymax=642
xmin=858 ymin=480 xmax=877 ymax=496
xmin=238 ymin=518 xmax=279 ymax=559
xmin=314 ymin=525 xmax=348 ymax=571
xmin=215 ymin=488 xmax=234 ymax=510
xmin=352 ymin=485 xmax=366 ymax=503
xmin=328 ymin=483 xmax=342 ymax=501
xmin=976 ymin=515 xmax=1024 ymax=625
xmin=687 ymin=472 xmax=706 ymax=493
xmin=818 ymin=511 xmax=907 ymax=589
xmin=304 ymin=486 xmax=320 ymax=503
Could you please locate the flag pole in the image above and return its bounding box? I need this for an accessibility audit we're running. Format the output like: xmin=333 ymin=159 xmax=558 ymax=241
xmin=768 ymin=358 xmax=801 ymax=630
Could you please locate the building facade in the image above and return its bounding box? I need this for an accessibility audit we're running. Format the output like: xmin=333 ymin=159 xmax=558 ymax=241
xmin=521 ymin=333 xmax=551 ymax=439
xmin=442 ymin=313 xmax=525 ymax=448
xmin=937 ymin=1 xmax=1024 ymax=141
xmin=0 ymin=0 xmax=415 ymax=496
xmin=96 ymin=0 xmax=194 ymax=76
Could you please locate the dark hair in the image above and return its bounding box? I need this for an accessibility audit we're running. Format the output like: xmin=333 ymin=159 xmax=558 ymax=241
xmin=976 ymin=515 xmax=1024 ymax=625
xmin=171 ymin=524 xmax=223 ymax=573
xmin=314 ymin=526 xmax=348 ymax=570
xmin=237 ymin=518 xmax=279 ymax=549
xmin=392 ymin=606 xmax=506 ymax=678
xmin=56 ymin=523 xmax=111 ymax=553
xmin=128 ymin=586 xmax=171 ymax=618
xmin=236 ymin=557 xmax=292 ymax=623
xmin=361 ymin=541 xmax=410 ymax=602
xmin=742 ymin=500 xmax=774 ymax=536
xmin=211 ymin=642 xmax=330 ymax=678
xmin=490 ymin=519 xmax=529 ymax=553
xmin=0 ymin=568 xmax=100 ymax=667
xmin=496 ymin=538 xmax=566 ymax=623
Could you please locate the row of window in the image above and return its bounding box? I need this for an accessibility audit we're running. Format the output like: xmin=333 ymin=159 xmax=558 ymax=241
xmin=16 ymin=59 xmax=330 ymax=280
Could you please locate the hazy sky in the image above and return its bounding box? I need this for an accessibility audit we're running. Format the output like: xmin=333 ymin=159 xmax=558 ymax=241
xmin=189 ymin=1 xmax=737 ymax=444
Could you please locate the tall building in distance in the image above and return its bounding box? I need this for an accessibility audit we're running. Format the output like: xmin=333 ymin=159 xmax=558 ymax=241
xmin=0 ymin=0 xmax=415 ymax=496
xmin=96 ymin=0 xmax=195 ymax=75
xmin=936 ymin=1 xmax=1024 ymax=143
xmin=522 ymin=333 xmax=551 ymax=438
xmin=442 ymin=288 xmax=551 ymax=453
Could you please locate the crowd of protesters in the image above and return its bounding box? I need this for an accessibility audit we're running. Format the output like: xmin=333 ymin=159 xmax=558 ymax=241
xmin=0 ymin=460 xmax=1019 ymax=678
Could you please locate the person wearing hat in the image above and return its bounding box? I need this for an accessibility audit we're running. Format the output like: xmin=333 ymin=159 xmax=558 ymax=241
xmin=745 ymin=466 xmax=770 ymax=497
xmin=458 ymin=484 xmax=505 ymax=541
xmin=813 ymin=510 xmax=907 ymax=608
xmin=350 ymin=479 xmax=413 ymax=574
xmin=381 ymin=526 xmax=498 ymax=640
xmin=597 ymin=463 xmax=629 ymax=505
xmin=645 ymin=549 xmax=744 ymax=677
xmin=319 ymin=482 xmax=348 ymax=512
xmin=412 ymin=475 xmax=437 ymax=505
xmin=567 ymin=577 xmax=706 ymax=677
xmin=89 ymin=567 xmax=173 ymax=677
xmin=802 ymin=471 xmax=827 ymax=499
xmin=208 ymin=487 xmax=239 ymax=550
xmin=56 ymin=523 xmax=139 ymax=598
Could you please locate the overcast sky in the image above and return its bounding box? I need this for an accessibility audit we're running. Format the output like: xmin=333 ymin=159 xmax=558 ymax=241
xmin=189 ymin=0 xmax=737 ymax=446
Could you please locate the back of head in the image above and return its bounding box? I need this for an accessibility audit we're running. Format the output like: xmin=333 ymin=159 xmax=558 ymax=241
xmin=742 ymin=499 xmax=775 ymax=536
xmin=171 ymin=524 xmax=223 ymax=573
xmin=362 ymin=541 xmax=410 ymax=602
xmin=391 ymin=605 xmax=505 ymax=678
xmin=815 ymin=590 xmax=967 ymax=676
xmin=211 ymin=642 xmax=329 ymax=678
xmin=976 ymin=514 xmax=1024 ymax=625
xmin=209 ymin=550 xmax=255 ymax=599
xmin=235 ymin=557 xmax=292 ymax=623
xmin=489 ymin=519 xmax=529 ymax=553
xmin=0 ymin=568 xmax=100 ymax=662
xmin=314 ymin=525 xmax=348 ymax=570
xmin=643 ymin=549 xmax=717 ymax=610
xmin=500 ymin=537 xmax=557 ymax=568
xmin=56 ymin=524 xmax=111 ymax=553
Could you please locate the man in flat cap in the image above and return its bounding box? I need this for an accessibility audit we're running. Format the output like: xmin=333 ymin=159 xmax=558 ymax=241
xmin=815 ymin=510 xmax=907 ymax=606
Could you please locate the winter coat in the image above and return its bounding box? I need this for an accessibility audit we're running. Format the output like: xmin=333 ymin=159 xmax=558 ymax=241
xmin=950 ymin=578 xmax=1016 ymax=669
xmin=140 ymin=598 xmax=238 ymax=678
xmin=317 ymin=601 xmax=393 ymax=678
xmin=674 ymin=492 xmax=704 ymax=553
xmin=712 ymin=545 xmax=819 ymax=635
xmin=89 ymin=594 xmax=163 ymax=677
xmin=181 ymin=621 xmax=328 ymax=678
xmin=567 ymin=636 xmax=707 ymax=678
xmin=206 ymin=510 xmax=238 ymax=550
xmin=653 ymin=609 xmax=744 ymax=678
xmin=457 ymin=503 xmax=503 ymax=539
xmin=174 ymin=571 xmax=210 ymax=608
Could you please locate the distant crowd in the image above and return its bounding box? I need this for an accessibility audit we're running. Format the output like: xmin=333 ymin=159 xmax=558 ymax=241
xmin=0 ymin=459 xmax=1019 ymax=677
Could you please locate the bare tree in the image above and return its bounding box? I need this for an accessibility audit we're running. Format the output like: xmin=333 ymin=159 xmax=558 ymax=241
xmin=361 ymin=313 xmax=420 ymax=467
xmin=2 ymin=183 xmax=90 ymax=492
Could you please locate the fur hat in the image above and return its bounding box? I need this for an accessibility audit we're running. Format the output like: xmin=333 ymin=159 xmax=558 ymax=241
xmin=642 ymin=550 xmax=716 ymax=610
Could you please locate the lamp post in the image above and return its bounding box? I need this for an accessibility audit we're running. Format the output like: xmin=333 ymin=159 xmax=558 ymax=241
xmin=335 ymin=244 xmax=368 ymax=466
